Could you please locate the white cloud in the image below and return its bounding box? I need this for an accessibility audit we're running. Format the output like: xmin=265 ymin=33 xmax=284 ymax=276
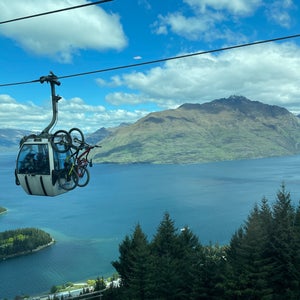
xmin=96 ymin=75 xmax=123 ymax=88
xmin=185 ymin=0 xmax=262 ymax=15
xmin=265 ymin=0 xmax=295 ymax=28
xmin=0 ymin=94 xmax=50 ymax=131
xmin=102 ymin=43 xmax=300 ymax=112
xmin=105 ymin=92 xmax=144 ymax=105
xmin=154 ymin=0 xmax=296 ymax=41
xmin=0 ymin=95 xmax=148 ymax=133
xmin=154 ymin=12 xmax=218 ymax=41
xmin=0 ymin=0 xmax=127 ymax=62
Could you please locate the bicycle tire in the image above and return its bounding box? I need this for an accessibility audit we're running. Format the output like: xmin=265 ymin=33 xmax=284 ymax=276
xmin=58 ymin=169 xmax=79 ymax=191
xmin=77 ymin=166 xmax=90 ymax=187
xmin=51 ymin=130 xmax=72 ymax=153
xmin=69 ymin=128 xmax=85 ymax=148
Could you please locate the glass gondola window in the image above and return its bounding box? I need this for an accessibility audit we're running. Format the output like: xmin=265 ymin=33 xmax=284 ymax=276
xmin=17 ymin=144 xmax=50 ymax=175
xmin=53 ymin=149 xmax=72 ymax=171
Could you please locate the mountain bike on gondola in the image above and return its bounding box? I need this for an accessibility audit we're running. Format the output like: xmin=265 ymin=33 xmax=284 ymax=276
xmin=51 ymin=129 xmax=101 ymax=191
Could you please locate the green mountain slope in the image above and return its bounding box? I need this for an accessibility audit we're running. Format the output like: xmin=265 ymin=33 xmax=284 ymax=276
xmin=93 ymin=96 xmax=300 ymax=164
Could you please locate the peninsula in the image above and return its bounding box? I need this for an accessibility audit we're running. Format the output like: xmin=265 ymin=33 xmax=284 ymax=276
xmin=0 ymin=227 xmax=54 ymax=260
xmin=0 ymin=206 xmax=7 ymax=214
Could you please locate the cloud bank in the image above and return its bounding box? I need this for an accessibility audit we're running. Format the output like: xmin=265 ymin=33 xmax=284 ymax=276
xmin=99 ymin=42 xmax=300 ymax=113
xmin=0 ymin=0 xmax=127 ymax=62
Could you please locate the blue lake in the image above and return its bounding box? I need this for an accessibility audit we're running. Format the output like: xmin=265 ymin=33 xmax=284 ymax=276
xmin=1 ymin=153 xmax=300 ymax=298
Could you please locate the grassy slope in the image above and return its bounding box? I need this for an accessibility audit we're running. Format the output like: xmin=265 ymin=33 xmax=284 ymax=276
xmin=93 ymin=97 xmax=300 ymax=164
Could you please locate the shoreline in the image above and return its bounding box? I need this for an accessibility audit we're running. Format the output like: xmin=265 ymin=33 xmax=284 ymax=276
xmin=1 ymin=238 xmax=55 ymax=261
xmin=0 ymin=208 xmax=7 ymax=215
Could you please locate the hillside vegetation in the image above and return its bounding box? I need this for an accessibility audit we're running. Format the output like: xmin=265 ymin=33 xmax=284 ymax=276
xmin=0 ymin=228 xmax=53 ymax=260
xmin=0 ymin=207 xmax=7 ymax=214
xmin=107 ymin=185 xmax=300 ymax=299
xmin=93 ymin=96 xmax=300 ymax=164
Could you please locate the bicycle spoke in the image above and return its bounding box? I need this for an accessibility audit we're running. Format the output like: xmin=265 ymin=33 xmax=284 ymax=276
xmin=51 ymin=130 xmax=72 ymax=153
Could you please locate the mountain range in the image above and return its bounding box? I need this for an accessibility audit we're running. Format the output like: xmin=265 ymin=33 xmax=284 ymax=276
xmin=2 ymin=96 xmax=300 ymax=164
xmin=0 ymin=129 xmax=31 ymax=151
xmin=92 ymin=96 xmax=300 ymax=164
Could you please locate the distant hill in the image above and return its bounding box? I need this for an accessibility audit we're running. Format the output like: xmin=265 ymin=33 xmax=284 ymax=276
xmin=86 ymin=127 xmax=112 ymax=145
xmin=86 ymin=123 xmax=130 ymax=145
xmin=92 ymin=96 xmax=300 ymax=164
xmin=0 ymin=129 xmax=31 ymax=150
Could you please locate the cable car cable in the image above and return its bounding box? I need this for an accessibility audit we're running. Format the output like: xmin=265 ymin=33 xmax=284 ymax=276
xmin=58 ymin=33 xmax=300 ymax=80
xmin=0 ymin=0 xmax=113 ymax=25
xmin=0 ymin=33 xmax=300 ymax=88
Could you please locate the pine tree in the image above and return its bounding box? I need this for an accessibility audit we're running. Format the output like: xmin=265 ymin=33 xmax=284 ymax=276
xmin=150 ymin=212 xmax=183 ymax=299
xmin=239 ymin=202 xmax=273 ymax=299
xmin=269 ymin=184 xmax=298 ymax=298
xmin=224 ymin=199 xmax=274 ymax=299
xmin=223 ymin=227 xmax=245 ymax=298
xmin=192 ymin=242 xmax=227 ymax=299
xmin=127 ymin=224 xmax=152 ymax=300
xmin=112 ymin=235 xmax=133 ymax=289
xmin=177 ymin=226 xmax=202 ymax=298
xmin=291 ymin=202 xmax=300 ymax=297
xmin=112 ymin=224 xmax=151 ymax=299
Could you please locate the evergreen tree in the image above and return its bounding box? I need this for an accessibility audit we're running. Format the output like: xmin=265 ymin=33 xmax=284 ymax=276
xmin=150 ymin=212 xmax=183 ymax=299
xmin=224 ymin=199 xmax=274 ymax=299
xmin=238 ymin=202 xmax=273 ymax=299
xmin=293 ymin=203 xmax=300 ymax=265
xmin=126 ymin=224 xmax=152 ymax=299
xmin=112 ymin=235 xmax=133 ymax=289
xmin=269 ymin=184 xmax=298 ymax=298
xmin=177 ymin=226 xmax=202 ymax=299
xmin=192 ymin=242 xmax=227 ymax=299
xmin=112 ymin=224 xmax=151 ymax=299
xmin=223 ymin=227 xmax=245 ymax=298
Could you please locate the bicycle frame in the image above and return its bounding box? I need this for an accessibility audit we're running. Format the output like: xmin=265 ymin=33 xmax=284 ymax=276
xmin=55 ymin=153 xmax=78 ymax=191
xmin=58 ymin=142 xmax=99 ymax=190
xmin=75 ymin=145 xmax=94 ymax=167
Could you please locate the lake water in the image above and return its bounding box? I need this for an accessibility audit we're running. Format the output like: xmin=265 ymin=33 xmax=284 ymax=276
xmin=1 ymin=153 xmax=300 ymax=298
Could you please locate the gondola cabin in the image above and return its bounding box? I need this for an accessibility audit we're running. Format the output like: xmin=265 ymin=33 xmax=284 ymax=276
xmin=15 ymin=136 xmax=72 ymax=196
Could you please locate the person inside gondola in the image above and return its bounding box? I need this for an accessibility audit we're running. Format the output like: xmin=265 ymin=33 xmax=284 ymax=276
xmin=17 ymin=144 xmax=50 ymax=175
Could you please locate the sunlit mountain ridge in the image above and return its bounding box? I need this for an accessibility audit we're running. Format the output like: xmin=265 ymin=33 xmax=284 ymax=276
xmin=92 ymin=96 xmax=300 ymax=164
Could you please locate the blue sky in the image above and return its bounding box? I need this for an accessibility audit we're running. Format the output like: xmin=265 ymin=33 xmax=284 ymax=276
xmin=0 ymin=0 xmax=299 ymax=133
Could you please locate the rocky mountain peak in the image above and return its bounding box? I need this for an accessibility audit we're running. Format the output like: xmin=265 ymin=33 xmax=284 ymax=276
xmin=179 ymin=95 xmax=289 ymax=118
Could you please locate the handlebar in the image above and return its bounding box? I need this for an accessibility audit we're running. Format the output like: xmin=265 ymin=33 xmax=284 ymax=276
xmin=74 ymin=138 xmax=101 ymax=150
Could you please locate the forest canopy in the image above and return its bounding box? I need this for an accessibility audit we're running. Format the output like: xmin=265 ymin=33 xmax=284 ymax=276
xmin=0 ymin=206 xmax=7 ymax=214
xmin=0 ymin=227 xmax=53 ymax=260
xmin=107 ymin=184 xmax=300 ymax=299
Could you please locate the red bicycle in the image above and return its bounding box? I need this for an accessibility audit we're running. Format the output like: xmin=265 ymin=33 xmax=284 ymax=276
xmin=74 ymin=140 xmax=101 ymax=187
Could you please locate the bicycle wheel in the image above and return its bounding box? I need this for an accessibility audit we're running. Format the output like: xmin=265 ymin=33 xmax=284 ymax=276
xmin=69 ymin=128 xmax=84 ymax=148
xmin=58 ymin=169 xmax=79 ymax=191
xmin=77 ymin=166 xmax=90 ymax=187
xmin=51 ymin=130 xmax=72 ymax=153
